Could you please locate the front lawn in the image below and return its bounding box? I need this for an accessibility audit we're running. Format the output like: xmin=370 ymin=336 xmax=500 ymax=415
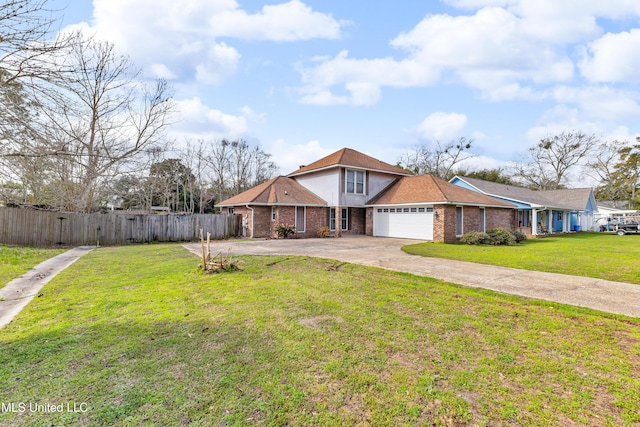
xmin=403 ymin=232 xmax=640 ymax=284
xmin=1 ymin=244 xmax=639 ymax=426
xmin=0 ymin=245 xmax=66 ymax=288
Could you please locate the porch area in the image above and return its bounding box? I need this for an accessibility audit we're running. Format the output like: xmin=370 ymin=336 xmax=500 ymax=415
xmin=516 ymin=208 xmax=576 ymax=238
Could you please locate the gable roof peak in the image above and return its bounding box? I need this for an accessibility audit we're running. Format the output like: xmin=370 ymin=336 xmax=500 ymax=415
xmin=287 ymin=147 xmax=411 ymax=177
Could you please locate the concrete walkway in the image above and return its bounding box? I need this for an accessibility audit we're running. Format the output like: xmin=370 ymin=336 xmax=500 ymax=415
xmin=0 ymin=246 xmax=95 ymax=329
xmin=183 ymin=236 xmax=640 ymax=318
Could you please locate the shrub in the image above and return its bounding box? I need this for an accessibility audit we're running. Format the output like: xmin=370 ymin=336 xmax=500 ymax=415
xmin=317 ymin=226 xmax=331 ymax=238
xmin=460 ymin=231 xmax=491 ymax=245
xmin=487 ymin=228 xmax=517 ymax=246
xmin=275 ymin=223 xmax=296 ymax=239
xmin=510 ymin=229 xmax=527 ymax=243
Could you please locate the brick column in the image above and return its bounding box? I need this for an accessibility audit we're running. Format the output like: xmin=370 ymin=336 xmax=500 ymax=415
xmin=335 ymin=207 xmax=342 ymax=238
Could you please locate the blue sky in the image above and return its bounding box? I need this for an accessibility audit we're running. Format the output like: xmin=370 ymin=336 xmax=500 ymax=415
xmin=49 ymin=0 xmax=640 ymax=174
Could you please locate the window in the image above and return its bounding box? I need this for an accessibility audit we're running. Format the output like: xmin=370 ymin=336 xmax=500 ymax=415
xmin=390 ymin=208 xmax=395 ymax=213
xmin=295 ymin=206 xmax=306 ymax=232
xmin=346 ymin=169 xmax=365 ymax=194
xmin=271 ymin=206 xmax=276 ymax=221
xmin=228 ymin=207 xmax=234 ymax=214
xmin=383 ymin=208 xmax=389 ymax=212
xmin=426 ymin=207 xmax=433 ymax=213
xmin=377 ymin=208 xmax=382 ymax=213
xmin=329 ymin=208 xmax=348 ymax=231
xmin=455 ymin=206 xmax=463 ymax=236
xmin=418 ymin=207 xmax=425 ymax=212
xmin=479 ymin=207 xmax=486 ymax=232
xmin=411 ymin=208 xmax=417 ymax=213
xmin=403 ymin=208 xmax=409 ymax=212
xmin=557 ymin=212 xmax=563 ymax=220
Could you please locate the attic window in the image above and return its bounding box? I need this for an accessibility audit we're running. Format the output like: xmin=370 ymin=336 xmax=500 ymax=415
xmin=346 ymin=169 xmax=365 ymax=194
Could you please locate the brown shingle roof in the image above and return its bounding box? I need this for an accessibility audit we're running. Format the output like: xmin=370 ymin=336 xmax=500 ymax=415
xmin=218 ymin=176 xmax=327 ymax=206
xmin=455 ymin=176 xmax=586 ymax=210
xmin=287 ymin=148 xmax=411 ymax=177
xmin=538 ymin=188 xmax=594 ymax=211
xmin=367 ymin=175 xmax=515 ymax=207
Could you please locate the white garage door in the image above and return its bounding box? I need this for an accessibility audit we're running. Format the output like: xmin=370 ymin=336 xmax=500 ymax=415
xmin=373 ymin=206 xmax=434 ymax=240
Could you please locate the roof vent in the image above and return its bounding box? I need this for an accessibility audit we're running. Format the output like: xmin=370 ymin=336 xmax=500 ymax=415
xmin=299 ymin=165 xmax=305 ymax=168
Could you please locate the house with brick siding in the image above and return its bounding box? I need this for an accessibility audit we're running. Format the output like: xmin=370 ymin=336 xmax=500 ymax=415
xmin=450 ymin=176 xmax=597 ymax=236
xmin=219 ymin=148 xmax=517 ymax=242
xmin=366 ymin=174 xmax=515 ymax=241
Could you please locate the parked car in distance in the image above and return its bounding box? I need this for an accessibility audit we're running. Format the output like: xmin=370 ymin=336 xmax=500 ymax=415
xmin=615 ymin=221 xmax=640 ymax=235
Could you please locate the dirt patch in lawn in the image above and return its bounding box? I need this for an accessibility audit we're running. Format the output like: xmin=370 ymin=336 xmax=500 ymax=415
xmin=297 ymin=315 xmax=343 ymax=330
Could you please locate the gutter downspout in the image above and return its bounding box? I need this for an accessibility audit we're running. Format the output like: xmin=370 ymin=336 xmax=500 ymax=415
xmin=246 ymin=205 xmax=254 ymax=238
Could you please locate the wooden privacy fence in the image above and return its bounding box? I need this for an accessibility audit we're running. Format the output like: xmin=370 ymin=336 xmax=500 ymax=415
xmin=0 ymin=208 xmax=241 ymax=247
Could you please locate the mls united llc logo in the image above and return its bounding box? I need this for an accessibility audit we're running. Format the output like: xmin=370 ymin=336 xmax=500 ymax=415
xmin=2 ymin=402 xmax=88 ymax=413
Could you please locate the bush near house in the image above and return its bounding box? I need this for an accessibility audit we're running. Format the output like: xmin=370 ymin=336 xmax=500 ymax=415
xmin=460 ymin=228 xmax=527 ymax=246
xmin=487 ymin=228 xmax=517 ymax=245
xmin=275 ymin=223 xmax=296 ymax=239
xmin=316 ymin=226 xmax=331 ymax=238
xmin=459 ymin=231 xmax=491 ymax=245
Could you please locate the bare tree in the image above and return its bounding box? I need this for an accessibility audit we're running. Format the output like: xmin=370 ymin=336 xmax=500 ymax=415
xmin=398 ymin=137 xmax=474 ymax=180
xmin=513 ymin=131 xmax=599 ymax=190
xmin=586 ymin=140 xmax=628 ymax=203
xmin=7 ymin=33 xmax=175 ymax=212
xmin=0 ymin=0 xmax=70 ymax=84
xmin=206 ymin=139 xmax=232 ymax=207
xmin=1 ymin=1 xmax=71 ymax=153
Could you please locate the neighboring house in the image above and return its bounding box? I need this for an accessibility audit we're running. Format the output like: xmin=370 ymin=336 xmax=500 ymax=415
xmin=219 ymin=148 xmax=516 ymax=242
xmin=450 ymin=176 xmax=597 ymax=235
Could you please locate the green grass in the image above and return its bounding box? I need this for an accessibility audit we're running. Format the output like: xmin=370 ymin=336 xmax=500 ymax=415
xmin=0 ymin=245 xmax=66 ymax=288
xmin=1 ymin=244 xmax=639 ymax=426
xmin=403 ymin=232 xmax=640 ymax=284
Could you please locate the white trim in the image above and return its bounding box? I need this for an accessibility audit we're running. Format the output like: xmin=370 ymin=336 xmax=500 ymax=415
xmin=295 ymin=206 xmax=306 ymax=232
xmin=455 ymin=206 xmax=464 ymax=237
xmin=246 ymin=205 xmax=254 ymax=238
xmin=345 ymin=169 xmax=366 ymax=195
xmin=218 ymin=202 xmax=327 ymax=208
xmin=329 ymin=207 xmax=348 ymax=231
xmin=288 ymin=164 xmax=410 ymax=178
xmin=365 ymin=201 xmax=512 ymax=209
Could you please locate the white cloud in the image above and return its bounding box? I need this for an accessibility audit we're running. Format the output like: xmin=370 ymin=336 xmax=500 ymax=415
xmin=194 ymin=42 xmax=241 ymax=85
xmin=297 ymin=1 xmax=640 ymax=105
xmin=457 ymin=154 xmax=506 ymax=171
xmin=171 ymin=97 xmax=248 ymax=139
xmin=66 ymin=0 xmax=345 ymax=87
xmin=268 ymin=139 xmax=334 ymax=174
xmin=299 ymin=6 xmax=580 ymax=104
xmin=551 ymin=86 xmax=640 ymax=121
xmin=148 ymin=64 xmax=178 ymax=80
xmin=413 ymin=112 xmax=468 ymax=141
xmin=579 ymin=29 xmax=640 ymax=84
xmin=210 ymin=0 xmax=344 ymax=41
xmin=239 ymin=106 xmax=267 ymax=123
xmin=298 ymin=50 xmax=439 ymax=106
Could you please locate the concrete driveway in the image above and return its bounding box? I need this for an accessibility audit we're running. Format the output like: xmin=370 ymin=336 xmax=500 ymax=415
xmin=183 ymin=236 xmax=640 ymax=318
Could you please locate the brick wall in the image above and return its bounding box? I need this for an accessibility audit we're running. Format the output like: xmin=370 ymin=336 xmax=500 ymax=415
xmin=485 ymin=207 xmax=516 ymax=231
xmin=433 ymin=205 xmax=516 ymax=243
xmin=365 ymin=207 xmax=374 ymax=236
xmin=433 ymin=205 xmax=458 ymax=243
xmin=343 ymin=207 xmax=365 ymax=235
xmin=224 ymin=206 xmax=272 ymax=238
xmin=275 ymin=206 xmax=327 ymax=238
